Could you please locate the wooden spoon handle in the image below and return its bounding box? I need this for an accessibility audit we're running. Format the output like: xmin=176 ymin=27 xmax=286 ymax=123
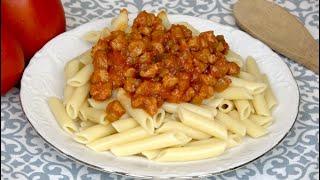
xmin=233 ymin=0 xmax=319 ymax=74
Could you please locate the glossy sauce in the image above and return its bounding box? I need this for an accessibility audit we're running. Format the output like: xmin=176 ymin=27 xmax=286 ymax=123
xmin=90 ymin=11 xmax=240 ymax=118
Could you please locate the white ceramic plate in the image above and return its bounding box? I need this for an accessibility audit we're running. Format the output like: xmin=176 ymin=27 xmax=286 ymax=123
xmin=20 ymin=15 xmax=299 ymax=179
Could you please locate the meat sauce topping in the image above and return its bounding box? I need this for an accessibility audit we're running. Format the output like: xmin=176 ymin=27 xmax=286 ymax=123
xmin=90 ymin=11 xmax=240 ymax=119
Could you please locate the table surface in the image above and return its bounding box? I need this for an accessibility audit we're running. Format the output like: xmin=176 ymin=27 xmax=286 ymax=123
xmin=1 ymin=0 xmax=319 ymax=179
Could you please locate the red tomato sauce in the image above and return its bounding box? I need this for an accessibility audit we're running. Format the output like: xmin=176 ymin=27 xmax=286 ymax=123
xmin=90 ymin=11 xmax=240 ymax=118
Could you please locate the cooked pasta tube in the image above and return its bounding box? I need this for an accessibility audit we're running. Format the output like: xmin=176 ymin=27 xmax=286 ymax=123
xmin=217 ymin=100 xmax=234 ymax=113
xmin=63 ymin=85 xmax=75 ymax=105
xmin=110 ymin=132 xmax=191 ymax=157
xmin=157 ymin=10 xmax=171 ymax=29
xmin=81 ymin=31 xmax=101 ymax=43
xmin=162 ymin=102 xmax=179 ymax=114
xmin=204 ymin=97 xmax=224 ymax=109
xmin=234 ymin=99 xmax=251 ymax=120
xmin=215 ymin=111 xmax=246 ymax=136
xmin=155 ymin=141 xmax=226 ymax=162
xmin=226 ymin=133 xmax=243 ymax=148
xmin=86 ymin=126 xmax=149 ymax=152
xmin=227 ymin=110 xmax=240 ymax=121
xmin=178 ymin=108 xmax=228 ymax=140
xmin=245 ymin=56 xmax=262 ymax=79
xmin=225 ymin=49 xmax=244 ymax=68
xmin=66 ymin=83 xmax=90 ymax=119
xmin=242 ymin=118 xmax=268 ymax=138
xmin=74 ymin=124 xmax=116 ymax=144
xmin=117 ymin=88 xmax=154 ymax=134
xmin=156 ymin=121 xmax=211 ymax=140
xmin=67 ymin=64 xmax=94 ymax=87
xmin=119 ymin=113 xmax=130 ymax=120
xmin=81 ymin=107 xmax=109 ymax=125
xmin=64 ymin=59 xmax=82 ymax=80
xmin=238 ymin=71 xmax=256 ymax=81
xmin=80 ymin=121 xmax=96 ymax=128
xmin=76 ymin=50 xmax=92 ymax=65
xmin=228 ymin=76 xmax=267 ymax=95
xmin=111 ymin=9 xmax=128 ymax=31
xmin=87 ymin=98 xmax=115 ymax=110
xmin=141 ymin=149 xmax=164 ymax=160
xmin=48 ymin=97 xmax=78 ymax=135
xmin=252 ymin=93 xmax=271 ymax=116
xmin=153 ymin=108 xmax=165 ymax=128
xmin=100 ymin=27 xmax=111 ymax=39
xmin=261 ymin=74 xmax=278 ymax=111
xmin=111 ymin=118 xmax=139 ymax=132
xmin=185 ymin=134 xmax=242 ymax=149
xmin=179 ymin=103 xmax=214 ymax=119
xmin=78 ymin=102 xmax=90 ymax=121
xmin=214 ymin=87 xmax=253 ymax=100
xmin=249 ymin=100 xmax=256 ymax=113
xmin=248 ymin=114 xmax=273 ymax=128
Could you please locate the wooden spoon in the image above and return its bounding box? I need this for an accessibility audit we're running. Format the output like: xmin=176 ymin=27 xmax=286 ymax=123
xmin=233 ymin=0 xmax=319 ymax=73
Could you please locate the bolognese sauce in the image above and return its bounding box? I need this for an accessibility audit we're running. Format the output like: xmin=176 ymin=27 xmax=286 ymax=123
xmin=90 ymin=11 xmax=240 ymax=119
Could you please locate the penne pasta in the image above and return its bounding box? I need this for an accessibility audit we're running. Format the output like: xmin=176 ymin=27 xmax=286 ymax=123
xmin=67 ymin=64 xmax=94 ymax=87
xmin=153 ymin=108 xmax=166 ymax=128
xmin=86 ymin=126 xmax=149 ymax=152
xmin=117 ymin=88 xmax=154 ymax=134
xmin=214 ymin=87 xmax=253 ymax=100
xmin=66 ymin=84 xmax=91 ymax=119
xmin=78 ymin=101 xmax=90 ymax=121
xmin=179 ymin=103 xmax=214 ymax=119
xmin=204 ymin=97 xmax=224 ymax=109
xmin=76 ymin=50 xmax=93 ymax=65
xmin=81 ymin=106 xmax=109 ymax=125
xmin=245 ymin=56 xmax=262 ymax=80
xmin=249 ymin=100 xmax=256 ymax=113
xmin=155 ymin=141 xmax=226 ymax=162
xmin=242 ymin=118 xmax=268 ymax=138
xmin=225 ymin=50 xmax=244 ymax=68
xmin=74 ymin=124 xmax=116 ymax=144
xmin=238 ymin=71 xmax=256 ymax=81
xmin=156 ymin=121 xmax=211 ymax=140
xmin=252 ymin=93 xmax=271 ymax=116
xmin=48 ymin=97 xmax=78 ymax=135
xmin=215 ymin=111 xmax=246 ymax=136
xmin=157 ymin=10 xmax=171 ymax=29
xmin=248 ymin=114 xmax=273 ymax=128
xmin=119 ymin=113 xmax=130 ymax=120
xmin=63 ymin=85 xmax=75 ymax=105
xmin=217 ymin=100 xmax=234 ymax=113
xmin=111 ymin=118 xmax=139 ymax=132
xmin=64 ymin=59 xmax=82 ymax=80
xmin=141 ymin=149 xmax=163 ymax=160
xmin=185 ymin=134 xmax=242 ymax=149
xmin=162 ymin=102 xmax=179 ymax=114
xmin=227 ymin=109 xmax=240 ymax=121
xmin=100 ymin=27 xmax=111 ymax=39
xmin=110 ymin=132 xmax=191 ymax=157
xmin=178 ymin=108 xmax=228 ymax=140
xmin=234 ymin=99 xmax=251 ymax=120
xmin=87 ymin=98 xmax=115 ymax=110
xmin=81 ymin=31 xmax=101 ymax=43
xmin=228 ymin=76 xmax=267 ymax=95
xmin=111 ymin=9 xmax=128 ymax=31
xmin=80 ymin=121 xmax=96 ymax=128
xmin=261 ymin=74 xmax=278 ymax=112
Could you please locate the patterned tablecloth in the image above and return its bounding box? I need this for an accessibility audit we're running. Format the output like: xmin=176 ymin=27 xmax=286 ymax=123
xmin=1 ymin=0 xmax=319 ymax=179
